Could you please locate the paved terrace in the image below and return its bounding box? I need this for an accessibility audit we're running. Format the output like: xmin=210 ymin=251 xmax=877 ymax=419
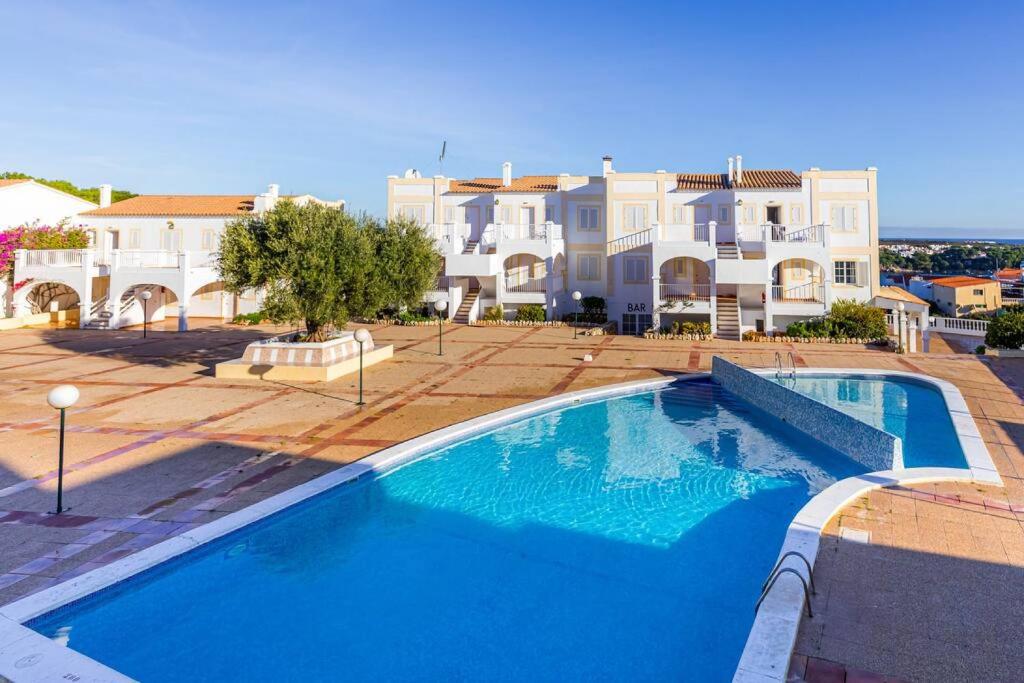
xmin=0 ymin=321 xmax=1020 ymax=682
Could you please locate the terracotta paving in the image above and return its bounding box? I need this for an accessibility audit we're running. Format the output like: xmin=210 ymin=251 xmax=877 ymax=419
xmin=0 ymin=321 xmax=1021 ymax=682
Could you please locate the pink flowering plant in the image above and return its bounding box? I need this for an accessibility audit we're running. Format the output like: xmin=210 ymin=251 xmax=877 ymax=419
xmin=0 ymin=225 xmax=89 ymax=282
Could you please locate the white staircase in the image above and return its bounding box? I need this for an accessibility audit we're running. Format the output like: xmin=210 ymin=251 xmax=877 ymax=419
xmin=717 ymin=243 xmax=740 ymax=260
xmin=715 ymin=296 xmax=740 ymax=340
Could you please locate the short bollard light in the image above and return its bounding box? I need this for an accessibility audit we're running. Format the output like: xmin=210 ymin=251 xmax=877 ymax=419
xmin=46 ymin=384 xmax=79 ymax=515
xmin=572 ymin=290 xmax=583 ymax=340
xmin=354 ymin=328 xmax=371 ymax=406
xmin=435 ymin=300 xmax=448 ymax=355
xmin=139 ymin=290 xmax=153 ymax=338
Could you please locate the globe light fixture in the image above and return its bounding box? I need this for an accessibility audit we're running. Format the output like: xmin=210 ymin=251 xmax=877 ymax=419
xmin=434 ymin=300 xmax=448 ymax=355
xmin=354 ymin=328 xmax=372 ymax=406
xmin=139 ymin=290 xmax=153 ymax=338
xmin=46 ymin=385 xmax=80 ymax=514
xmin=572 ymin=290 xmax=583 ymax=340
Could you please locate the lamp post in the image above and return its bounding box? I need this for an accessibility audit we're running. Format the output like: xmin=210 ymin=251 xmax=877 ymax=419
xmin=434 ymin=300 xmax=448 ymax=355
xmin=354 ymin=328 xmax=371 ymax=406
xmin=139 ymin=290 xmax=152 ymax=338
xmin=46 ymin=385 xmax=79 ymax=515
xmin=572 ymin=290 xmax=582 ymax=340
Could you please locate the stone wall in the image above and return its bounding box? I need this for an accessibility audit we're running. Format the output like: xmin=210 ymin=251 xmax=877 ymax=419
xmin=711 ymin=356 xmax=903 ymax=471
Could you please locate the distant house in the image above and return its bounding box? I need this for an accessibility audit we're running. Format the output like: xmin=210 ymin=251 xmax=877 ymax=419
xmin=994 ymin=265 xmax=1023 ymax=284
xmin=0 ymin=178 xmax=97 ymax=229
xmin=930 ymin=276 xmax=1002 ymax=317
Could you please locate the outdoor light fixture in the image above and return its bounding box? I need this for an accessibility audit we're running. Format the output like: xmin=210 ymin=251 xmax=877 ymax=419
xmin=572 ymin=290 xmax=583 ymax=340
xmin=46 ymin=384 xmax=79 ymax=514
xmin=354 ymin=327 xmax=371 ymax=405
xmin=434 ymin=300 xmax=448 ymax=355
xmin=139 ymin=290 xmax=152 ymax=338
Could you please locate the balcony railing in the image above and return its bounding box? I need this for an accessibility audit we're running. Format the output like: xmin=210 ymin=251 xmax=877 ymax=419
xmin=118 ymin=250 xmax=181 ymax=268
xmin=504 ymin=275 xmax=547 ymax=293
xmin=22 ymin=249 xmax=85 ymax=267
xmin=426 ymin=223 xmax=471 ymax=245
xmin=660 ymin=282 xmax=711 ymax=301
xmin=484 ymin=223 xmax=563 ymax=243
xmin=772 ymin=283 xmax=825 ymax=303
xmin=739 ymin=224 xmax=828 ymax=245
xmin=661 ymin=223 xmax=710 ymax=242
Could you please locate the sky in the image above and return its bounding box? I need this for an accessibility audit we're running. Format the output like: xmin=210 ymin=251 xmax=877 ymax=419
xmin=2 ymin=1 xmax=1022 ymax=235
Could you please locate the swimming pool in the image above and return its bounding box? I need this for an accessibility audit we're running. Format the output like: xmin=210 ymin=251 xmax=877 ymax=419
xmin=771 ymin=373 xmax=966 ymax=469
xmin=18 ymin=374 xmax=976 ymax=681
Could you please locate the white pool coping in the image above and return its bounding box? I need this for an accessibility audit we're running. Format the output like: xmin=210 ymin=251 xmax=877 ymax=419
xmin=0 ymin=369 xmax=1000 ymax=683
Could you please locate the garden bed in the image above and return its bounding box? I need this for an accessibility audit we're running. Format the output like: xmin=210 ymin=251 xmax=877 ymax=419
xmin=215 ymin=330 xmax=393 ymax=382
xmin=472 ymin=319 xmax=566 ymax=327
xmin=743 ymin=332 xmax=887 ymax=345
xmin=643 ymin=331 xmax=712 ymax=341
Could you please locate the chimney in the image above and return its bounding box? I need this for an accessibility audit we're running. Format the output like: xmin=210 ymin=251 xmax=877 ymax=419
xmin=735 ymin=155 xmax=743 ymax=185
xmin=602 ymin=155 xmax=613 ymax=177
xmin=99 ymin=183 xmax=112 ymax=208
xmin=268 ymin=183 xmax=279 ymax=199
xmin=502 ymin=161 xmax=512 ymax=187
xmin=727 ymin=158 xmax=734 ymax=186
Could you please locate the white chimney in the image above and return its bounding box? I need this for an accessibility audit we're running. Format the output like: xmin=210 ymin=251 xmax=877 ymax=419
xmin=99 ymin=183 xmax=112 ymax=208
xmin=502 ymin=161 xmax=512 ymax=186
xmin=602 ymin=155 xmax=613 ymax=177
xmin=268 ymin=183 xmax=279 ymax=199
xmin=735 ymin=155 xmax=743 ymax=185
xmin=727 ymin=158 xmax=734 ymax=186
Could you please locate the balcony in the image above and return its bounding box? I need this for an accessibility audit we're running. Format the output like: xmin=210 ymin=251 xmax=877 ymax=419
xmin=656 ymin=282 xmax=711 ymax=312
xmin=426 ymin=223 xmax=471 ymax=255
xmin=609 ymin=222 xmax=716 ymax=256
xmin=481 ymin=222 xmax=564 ymax=260
xmin=771 ymin=283 xmax=827 ymax=315
xmin=737 ymin=224 xmax=828 ymax=255
xmin=423 ymin=275 xmax=455 ymax=302
xmin=502 ymin=274 xmax=548 ymax=303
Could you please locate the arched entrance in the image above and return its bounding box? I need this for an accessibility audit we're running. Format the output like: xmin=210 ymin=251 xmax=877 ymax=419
xmin=503 ymin=253 xmax=546 ymax=293
xmin=771 ymin=258 xmax=825 ymax=302
xmin=658 ymin=257 xmax=711 ymax=301
xmin=110 ymin=284 xmax=181 ymax=330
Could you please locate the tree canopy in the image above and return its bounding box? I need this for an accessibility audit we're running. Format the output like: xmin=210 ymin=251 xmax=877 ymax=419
xmin=218 ymin=201 xmax=441 ymax=342
xmin=1 ymin=171 xmax=136 ymax=204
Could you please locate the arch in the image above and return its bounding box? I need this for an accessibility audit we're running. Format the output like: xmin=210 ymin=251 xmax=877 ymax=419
xmin=503 ymin=253 xmax=546 ymax=285
xmin=771 ymin=258 xmax=826 ymax=302
xmin=112 ymin=283 xmax=182 ymax=309
xmin=13 ymin=280 xmax=84 ymax=315
xmin=658 ymin=256 xmax=711 ymax=285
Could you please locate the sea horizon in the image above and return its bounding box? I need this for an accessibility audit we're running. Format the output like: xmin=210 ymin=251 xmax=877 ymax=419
xmin=881 ymin=226 xmax=1023 ymax=244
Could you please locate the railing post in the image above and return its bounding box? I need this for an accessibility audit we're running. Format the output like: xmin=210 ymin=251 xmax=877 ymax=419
xmin=763 ymin=283 xmax=774 ymax=334
xmin=546 ymin=221 xmax=554 ymax=246
xmin=708 ymin=221 xmax=717 ymax=246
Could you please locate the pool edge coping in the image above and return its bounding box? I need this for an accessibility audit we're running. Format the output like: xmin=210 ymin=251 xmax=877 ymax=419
xmin=0 ymin=368 xmax=1000 ymax=683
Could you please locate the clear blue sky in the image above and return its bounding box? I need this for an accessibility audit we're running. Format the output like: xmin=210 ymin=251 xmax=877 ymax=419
xmin=2 ymin=1 xmax=1022 ymax=234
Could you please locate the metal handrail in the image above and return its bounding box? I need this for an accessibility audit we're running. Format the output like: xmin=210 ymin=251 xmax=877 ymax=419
xmin=774 ymin=351 xmax=784 ymax=379
xmin=755 ymin=567 xmax=813 ymax=618
xmin=761 ymin=551 xmax=815 ymax=594
xmin=787 ymin=352 xmax=797 ymax=379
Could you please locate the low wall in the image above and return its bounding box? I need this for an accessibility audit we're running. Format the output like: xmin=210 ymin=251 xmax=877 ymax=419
xmin=711 ymin=356 xmax=903 ymax=471
xmin=0 ymin=309 xmax=79 ymax=331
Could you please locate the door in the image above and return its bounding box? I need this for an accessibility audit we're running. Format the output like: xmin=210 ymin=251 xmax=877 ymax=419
xmin=161 ymin=229 xmax=181 ymax=252
xmin=519 ymin=207 xmax=535 ymax=239
xmin=464 ymin=206 xmax=480 ymax=241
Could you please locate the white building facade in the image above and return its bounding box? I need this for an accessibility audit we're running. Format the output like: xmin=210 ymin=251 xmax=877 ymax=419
xmin=387 ymin=156 xmax=879 ymax=338
xmin=10 ymin=184 xmax=344 ymax=330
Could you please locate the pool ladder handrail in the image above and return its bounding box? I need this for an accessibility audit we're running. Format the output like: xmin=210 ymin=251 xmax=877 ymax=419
xmin=755 ymin=551 xmax=815 ymax=618
xmin=774 ymin=351 xmax=797 ymax=380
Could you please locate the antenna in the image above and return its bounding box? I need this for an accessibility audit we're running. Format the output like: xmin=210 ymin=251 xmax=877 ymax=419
xmin=438 ymin=140 xmax=447 ymax=176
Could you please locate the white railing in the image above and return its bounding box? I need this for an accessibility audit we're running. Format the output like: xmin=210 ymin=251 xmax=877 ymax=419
xmin=483 ymin=223 xmax=564 ymax=244
xmin=504 ymin=276 xmax=546 ymax=293
xmin=190 ymin=250 xmax=217 ymax=269
xmin=427 ymin=223 xmax=471 ymax=245
xmin=737 ymin=225 xmax=766 ymax=243
xmin=772 ymin=283 xmax=825 ymax=303
xmin=23 ymin=249 xmax=85 ymax=267
xmin=767 ymin=224 xmax=826 ymax=245
xmin=661 ymin=223 xmax=711 ymax=243
xmin=930 ymin=316 xmax=989 ymax=336
xmin=119 ymin=250 xmax=180 ymax=269
xmin=660 ymin=282 xmax=711 ymax=301
xmin=608 ymin=229 xmax=653 ymax=255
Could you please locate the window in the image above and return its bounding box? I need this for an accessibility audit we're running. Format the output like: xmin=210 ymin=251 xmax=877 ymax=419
xmin=544 ymin=206 xmax=555 ymax=222
xmin=834 ymin=260 xmax=865 ymax=286
xmin=400 ymin=205 xmax=426 ymax=224
xmin=578 ymin=206 xmax=600 ymax=231
xmin=444 ymin=206 xmax=455 ymax=222
xmin=673 ymin=259 xmax=691 ymax=277
xmin=201 ymin=230 xmax=216 ymax=250
xmin=621 ymin=313 xmax=652 ymax=336
xmin=671 ymin=205 xmax=685 ymax=223
xmin=623 ymin=205 xmax=647 ymax=232
xmin=486 ymin=206 xmax=494 ymax=223
xmin=501 ymin=206 xmax=513 ymax=223
xmin=161 ymin=229 xmax=181 ymax=252
xmin=577 ymin=254 xmax=601 ymax=281
xmin=790 ymin=205 xmax=803 ymax=224
xmin=128 ymin=230 xmax=141 ymax=249
xmin=623 ymin=257 xmax=648 ymax=284
xmin=718 ymin=205 xmax=731 ymax=223
xmin=743 ymin=206 xmax=756 ymax=223
xmin=973 ymin=288 xmax=984 ymax=296
xmin=830 ymin=205 xmax=858 ymax=231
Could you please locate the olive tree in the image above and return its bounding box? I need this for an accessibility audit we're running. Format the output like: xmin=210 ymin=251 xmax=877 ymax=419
xmin=218 ymin=201 xmax=440 ymax=342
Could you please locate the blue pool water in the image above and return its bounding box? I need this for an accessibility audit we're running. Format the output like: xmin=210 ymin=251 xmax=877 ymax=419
xmin=28 ymin=377 xmax=957 ymax=681
xmin=771 ymin=374 xmax=966 ymax=469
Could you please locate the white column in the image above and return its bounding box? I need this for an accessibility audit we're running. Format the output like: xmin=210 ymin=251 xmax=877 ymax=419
xmin=908 ymin=318 xmax=918 ymax=353
xmin=178 ymin=251 xmax=190 ymax=332
xmin=763 ymin=283 xmax=774 ymax=333
xmin=651 ymin=274 xmax=661 ymax=331
xmin=708 ymin=221 xmax=717 ymax=246
xmin=79 ymin=250 xmax=94 ymax=328
xmin=922 ymin=328 xmax=931 ymax=353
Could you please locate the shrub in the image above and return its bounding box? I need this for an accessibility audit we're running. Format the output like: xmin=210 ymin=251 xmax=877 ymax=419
xmin=515 ymin=303 xmax=546 ymax=323
xmin=742 ymin=330 xmax=765 ymax=341
xmin=581 ymin=296 xmax=606 ymax=316
xmin=231 ymin=311 xmax=266 ymax=325
xmin=975 ymin=345 xmax=987 ymax=355
xmin=397 ymin=309 xmax=431 ymax=324
xmin=670 ymin=321 xmax=680 ymax=335
xmin=826 ymin=299 xmax=888 ymax=339
xmin=482 ymin=304 xmax=504 ymax=322
xmin=985 ymin=309 xmax=1024 ymax=349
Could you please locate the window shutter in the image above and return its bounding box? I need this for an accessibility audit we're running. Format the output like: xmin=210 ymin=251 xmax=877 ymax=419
xmin=856 ymin=261 xmax=868 ymax=286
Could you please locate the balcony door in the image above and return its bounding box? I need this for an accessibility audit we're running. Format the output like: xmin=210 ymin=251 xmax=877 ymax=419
xmin=465 ymin=206 xmax=480 ymax=241
xmin=161 ymin=229 xmax=181 ymax=252
xmin=519 ymin=206 xmax=535 ymax=226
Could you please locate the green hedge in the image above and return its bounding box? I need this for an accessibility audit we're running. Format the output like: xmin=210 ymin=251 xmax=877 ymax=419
xmin=785 ymin=299 xmax=887 ymax=340
xmin=985 ymin=309 xmax=1024 ymax=349
xmin=515 ymin=304 xmax=546 ymax=323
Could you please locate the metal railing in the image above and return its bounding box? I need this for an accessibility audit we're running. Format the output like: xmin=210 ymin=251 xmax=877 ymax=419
xmin=659 ymin=282 xmax=711 ymax=301
xmin=484 ymin=223 xmax=563 ymax=243
xmin=504 ymin=276 xmax=547 ymax=293
xmin=427 ymin=223 xmax=471 ymax=244
xmin=119 ymin=250 xmax=180 ymax=268
xmin=771 ymin=283 xmax=825 ymax=303
xmin=23 ymin=249 xmax=85 ymax=267
xmin=755 ymin=550 xmax=815 ymax=617
xmin=768 ymin=223 xmax=826 ymax=244
xmin=660 ymin=223 xmax=710 ymax=243
xmin=607 ymin=228 xmax=652 ymax=255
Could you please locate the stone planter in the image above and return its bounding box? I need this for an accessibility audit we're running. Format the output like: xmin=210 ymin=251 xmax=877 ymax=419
xmin=643 ymin=332 xmax=713 ymax=341
xmin=472 ymin=320 xmax=566 ymax=327
xmin=215 ymin=330 xmax=393 ymax=382
xmin=743 ymin=334 xmax=887 ymax=345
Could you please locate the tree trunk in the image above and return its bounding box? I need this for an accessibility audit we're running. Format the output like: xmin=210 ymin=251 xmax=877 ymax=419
xmin=305 ymin=319 xmax=328 ymax=343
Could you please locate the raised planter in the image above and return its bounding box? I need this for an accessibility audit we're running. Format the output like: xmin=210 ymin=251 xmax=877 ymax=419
xmin=743 ymin=333 xmax=887 ymax=345
xmin=472 ymin=319 xmax=566 ymax=327
xmin=215 ymin=330 xmax=393 ymax=382
xmin=643 ymin=331 xmax=712 ymax=341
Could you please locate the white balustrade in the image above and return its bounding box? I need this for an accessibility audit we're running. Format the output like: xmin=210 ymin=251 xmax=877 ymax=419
xmin=119 ymin=250 xmax=180 ymax=269
xmin=766 ymin=224 xmax=826 ymax=245
xmin=23 ymin=249 xmax=85 ymax=267
xmin=930 ymin=316 xmax=989 ymax=336
xmin=772 ymin=283 xmax=825 ymax=303
xmin=428 ymin=275 xmax=455 ymax=293
xmin=483 ymin=223 xmax=563 ymax=244
xmin=504 ymin=276 xmax=547 ymax=293
xmin=660 ymin=282 xmax=711 ymax=301
xmin=608 ymin=229 xmax=653 ymax=255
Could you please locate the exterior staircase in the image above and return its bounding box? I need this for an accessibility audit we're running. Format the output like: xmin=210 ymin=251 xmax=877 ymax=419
xmin=453 ymin=287 xmax=481 ymax=324
xmin=715 ymin=296 xmax=740 ymax=340
xmin=462 ymin=240 xmax=478 ymax=255
xmin=717 ymin=243 xmax=740 ymax=260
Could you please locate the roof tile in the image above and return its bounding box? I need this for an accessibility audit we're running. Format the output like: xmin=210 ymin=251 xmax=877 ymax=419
xmin=83 ymin=195 xmax=255 ymax=217
xmin=448 ymin=176 xmax=558 ymax=194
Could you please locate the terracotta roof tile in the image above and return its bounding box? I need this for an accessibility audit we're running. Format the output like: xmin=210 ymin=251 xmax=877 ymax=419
xmin=0 ymin=179 xmax=31 ymax=188
xmin=448 ymin=176 xmax=558 ymax=194
xmin=83 ymin=195 xmax=255 ymax=217
xmin=994 ymin=268 xmax=1022 ymax=281
xmin=877 ymin=286 xmax=928 ymax=306
xmin=676 ymin=169 xmax=802 ymax=191
xmin=931 ymin=276 xmax=997 ymax=288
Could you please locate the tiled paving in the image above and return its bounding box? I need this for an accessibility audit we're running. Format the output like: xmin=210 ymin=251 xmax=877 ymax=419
xmin=0 ymin=321 xmax=1021 ymax=682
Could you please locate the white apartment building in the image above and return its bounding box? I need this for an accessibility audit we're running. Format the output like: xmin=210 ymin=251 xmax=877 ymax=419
xmin=387 ymin=156 xmax=879 ymax=337
xmin=9 ymin=184 xmax=343 ymax=330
